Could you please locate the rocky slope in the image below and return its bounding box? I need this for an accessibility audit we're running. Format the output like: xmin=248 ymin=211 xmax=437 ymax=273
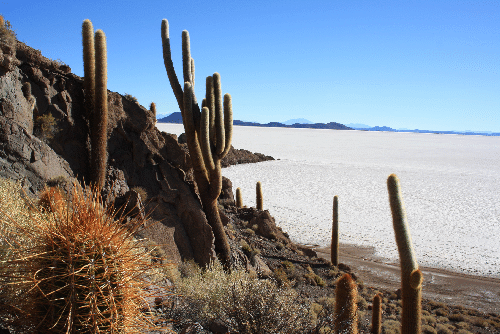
xmin=0 ymin=39 xmax=270 ymax=269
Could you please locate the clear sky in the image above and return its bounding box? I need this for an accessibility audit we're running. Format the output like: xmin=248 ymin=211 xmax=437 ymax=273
xmin=2 ymin=0 xmax=499 ymax=132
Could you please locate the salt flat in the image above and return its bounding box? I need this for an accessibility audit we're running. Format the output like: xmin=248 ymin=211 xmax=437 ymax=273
xmin=157 ymin=123 xmax=500 ymax=278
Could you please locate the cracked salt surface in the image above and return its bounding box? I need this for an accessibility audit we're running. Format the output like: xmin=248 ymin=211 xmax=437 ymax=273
xmin=157 ymin=124 xmax=500 ymax=278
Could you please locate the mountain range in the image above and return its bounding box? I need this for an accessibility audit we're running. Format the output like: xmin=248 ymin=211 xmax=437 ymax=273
xmin=157 ymin=113 xmax=500 ymax=136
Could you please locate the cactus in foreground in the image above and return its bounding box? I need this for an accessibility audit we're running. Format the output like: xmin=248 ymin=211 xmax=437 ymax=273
xmin=0 ymin=180 xmax=164 ymax=333
xmin=371 ymin=293 xmax=383 ymax=334
xmin=256 ymin=181 xmax=263 ymax=210
xmin=387 ymin=174 xmax=423 ymax=334
xmin=161 ymin=19 xmax=232 ymax=267
xmin=331 ymin=195 xmax=339 ymax=266
xmin=334 ymin=273 xmax=358 ymax=334
xmin=83 ymin=20 xmax=108 ymax=191
xmin=236 ymin=187 xmax=243 ymax=208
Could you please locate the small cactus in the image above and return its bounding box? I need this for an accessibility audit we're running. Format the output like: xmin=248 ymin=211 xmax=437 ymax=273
xmin=256 ymin=181 xmax=263 ymax=210
xmin=331 ymin=195 xmax=339 ymax=266
xmin=236 ymin=187 xmax=243 ymax=208
xmin=371 ymin=293 xmax=383 ymax=334
xmin=387 ymin=174 xmax=422 ymax=334
xmin=150 ymin=102 xmax=157 ymax=118
xmin=334 ymin=273 xmax=358 ymax=334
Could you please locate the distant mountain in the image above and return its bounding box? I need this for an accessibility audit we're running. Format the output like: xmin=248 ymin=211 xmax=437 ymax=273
xmin=232 ymin=120 xmax=351 ymax=130
xmin=283 ymin=118 xmax=313 ymax=125
xmin=346 ymin=123 xmax=371 ymax=129
xmin=158 ymin=114 xmax=351 ymax=130
xmin=157 ymin=114 xmax=499 ymax=136
xmin=157 ymin=112 xmax=183 ymax=123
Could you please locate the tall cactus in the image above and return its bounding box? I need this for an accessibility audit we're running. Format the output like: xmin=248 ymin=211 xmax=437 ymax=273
xmin=331 ymin=195 xmax=339 ymax=266
xmin=387 ymin=174 xmax=422 ymax=334
xmin=371 ymin=293 xmax=383 ymax=334
xmin=334 ymin=273 xmax=358 ymax=334
xmin=83 ymin=20 xmax=108 ymax=191
xmin=161 ymin=19 xmax=232 ymax=267
xmin=256 ymin=181 xmax=263 ymax=210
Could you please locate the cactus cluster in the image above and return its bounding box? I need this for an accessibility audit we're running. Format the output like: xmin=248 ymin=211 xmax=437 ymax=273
xmin=82 ymin=19 xmax=108 ymax=191
xmin=161 ymin=19 xmax=232 ymax=267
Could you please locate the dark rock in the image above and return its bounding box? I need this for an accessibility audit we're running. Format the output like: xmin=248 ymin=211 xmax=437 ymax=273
xmin=249 ymin=209 xmax=289 ymax=243
xmin=221 ymin=145 xmax=274 ymax=167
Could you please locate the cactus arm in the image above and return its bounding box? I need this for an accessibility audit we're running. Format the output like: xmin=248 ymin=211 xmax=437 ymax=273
xmin=213 ymin=73 xmax=225 ymax=155
xmin=387 ymin=173 xmax=422 ymax=334
xmin=200 ymin=106 xmax=216 ymax=173
xmin=183 ymin=82 xmax=208 ymax=181
xmin=182 ymin=30 xmax=192 ymax=85
xmin=331 ymin=195 xmax=339 ymax=266
xmin=220 ymin=93 xmax=233 ymax=159
xmin=161 ymin=19 xmax=183 ymax=112
xmin=191 ymin=58 xmax=195 ymax=88
xmin=205 ymin=76 xmax=216 ymax=144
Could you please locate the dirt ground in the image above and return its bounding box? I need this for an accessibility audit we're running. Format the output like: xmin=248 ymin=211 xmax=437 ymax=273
xmin=315 ymin=243 xmax=500 ymax=315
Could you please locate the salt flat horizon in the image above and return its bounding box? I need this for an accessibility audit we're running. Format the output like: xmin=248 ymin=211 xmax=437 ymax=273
xmin=157 ymin=123 xmax=500 ymax=278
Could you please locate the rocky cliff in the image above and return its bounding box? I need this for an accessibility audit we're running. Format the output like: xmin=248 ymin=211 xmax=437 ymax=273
xmin=0 ymin=40 xmax=270 ymax=267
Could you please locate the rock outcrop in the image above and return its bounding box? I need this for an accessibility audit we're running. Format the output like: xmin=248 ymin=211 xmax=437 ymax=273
xmin=0 ymin=40 xmax=218 ymax=266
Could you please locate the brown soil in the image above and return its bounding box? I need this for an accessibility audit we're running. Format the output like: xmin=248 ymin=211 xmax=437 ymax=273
xmin=315 ymin=244 xmax=500 ymax=315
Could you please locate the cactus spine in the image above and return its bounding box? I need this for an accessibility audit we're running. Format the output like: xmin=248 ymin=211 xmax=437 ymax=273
xmin=161 ymin=19 xmax=232 ymax=267
xmin=256 ymin=181 xmax=263 ymax=210
xmin=331 ymin=195 xmax=339 ymax=266
xmin=236 ymin=187 xmax=243 ymax=208
xmin=387 ymin=174 xmax=422 ymax=334
xmin=83 ymin=20 xmax=108 ymax=191
xmin=334 ymin=273 xmax=358 ymax=334
xmin=371 ymin=293 xmax=383 ymax=334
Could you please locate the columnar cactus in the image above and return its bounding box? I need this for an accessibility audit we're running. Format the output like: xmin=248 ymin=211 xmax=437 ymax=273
xmin=161 ymin=19 xmax=232 ymax=267
xmin=236 ymin=187 xmax=243 ymax=208
xmin=334 ymin=273 xmax=358 ymax=334
xmin=387 ymin=174 xmax=423 ymax=334
xmin=371 ymin=293 xmax=383 ymax=334
xmin=331 ymin=195 xmax=339 ymax=266
xmin=256 ymin=181 xmax=263 ymax=210
xmin=83 ymin=20 xmax=108 ymax=191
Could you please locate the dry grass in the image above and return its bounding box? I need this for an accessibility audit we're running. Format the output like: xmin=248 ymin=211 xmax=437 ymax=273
xmin=168 ymin=260 xmax=313 ymax=333
xmin=0 ymin=178 xmax=172 ymax=333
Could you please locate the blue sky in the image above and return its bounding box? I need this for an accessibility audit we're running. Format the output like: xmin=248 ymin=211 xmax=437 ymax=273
xmin=3 ymin=0 xmax=499 ymax=132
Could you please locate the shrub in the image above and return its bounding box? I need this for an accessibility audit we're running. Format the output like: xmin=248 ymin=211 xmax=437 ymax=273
xmin=34 ymin=112 xmax=59 ymax=142
xmin=0 ymin=178 xmax=169 ymax=332
xmin=170 ymin=260 xmax=313 ymax=333
xmin=0 ymin=15 xmax=16 ymax=47
xmin=124 ymin=93 xmax=138 ymax=103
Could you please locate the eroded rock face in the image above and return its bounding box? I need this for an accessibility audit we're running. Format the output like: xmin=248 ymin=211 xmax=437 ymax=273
xmin=0 ymin=40 xmax=216 ymax=266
